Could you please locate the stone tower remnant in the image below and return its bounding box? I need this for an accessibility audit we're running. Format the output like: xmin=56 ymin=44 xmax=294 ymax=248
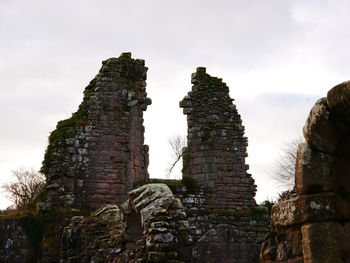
xmin=42 ymin=52 xmax=151 ymax=213
xmin=261 ymin=81 xmax=350 ymax=263
xmin=180 ymin=67 xmax=256 ymax=211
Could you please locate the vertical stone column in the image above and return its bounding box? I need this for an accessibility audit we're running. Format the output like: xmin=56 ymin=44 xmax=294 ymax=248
xmin=42 ymin=53 xmax=151 ymax=213
xmin=180 ymin=67 xmax=256 ymax=211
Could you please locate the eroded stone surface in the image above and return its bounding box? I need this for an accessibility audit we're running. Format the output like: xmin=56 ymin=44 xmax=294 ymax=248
xmin=327 ymin=80 xmax=350 ymax=124
xmin=295 ymin=143 xmax=335 ymax=195
xmin=303 ymin=98 xmax=339 ymax=154
xmin=301 ymin=222 xmax=349 ymax=263
xmin=193 ymin=224 xmax=259 ymax=263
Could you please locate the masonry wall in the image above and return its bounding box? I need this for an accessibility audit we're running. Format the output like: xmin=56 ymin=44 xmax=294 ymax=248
xmin=180 ymin=67 xmax=256 ymax=211
xmin=42 ymin=53 xmax=151 ymax=213
xmin=0 ymin=216 xmax=41 ymax=263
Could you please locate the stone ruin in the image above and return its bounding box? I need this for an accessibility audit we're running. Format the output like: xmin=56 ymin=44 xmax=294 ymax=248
xmin=4 ymin=53 xmax=350 ymax=263
xmin=1 ymin=52 xmax=270 ymax=263
xmin=261 ymin=82 xmax=350 ymax=262
xmin=180 ymin=67 xmax=256 ymax=211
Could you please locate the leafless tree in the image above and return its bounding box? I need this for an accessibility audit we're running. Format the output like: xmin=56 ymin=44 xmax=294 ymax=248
xmin=167 ymin=135 xmax=187 ymax=176
xmin=272 ymin=138 xmax=303 ymax=190
xmin=2 ymin=168 xmax=45 ymax=209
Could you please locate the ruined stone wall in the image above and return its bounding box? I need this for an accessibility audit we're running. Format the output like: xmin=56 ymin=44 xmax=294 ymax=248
xmin=59 ymin=184 xmax=193 ymax=263
xmin=173 ymin=186 xmax=268 ymax=243
xmin=261 ymin=81 xmax=350 ymax=263
xmin=180 ymin=67 xmax=256 ymax=211
xmin=0 ymin=215 xmax=42 ymax=263
xmin=56 ymin=182 xmax=268 ymax=263
xmin=0 ymin=218 xmax=29 ymax=263
xmin=42 ymin=53 xmax=151 ymax=212
xmin=0 ymin=56 xmax=270 ymax=263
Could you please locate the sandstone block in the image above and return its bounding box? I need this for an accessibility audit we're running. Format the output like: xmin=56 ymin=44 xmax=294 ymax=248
xmin=93 ymin=204 xmax=123 ymax=222
xmin=128 ymin=183 xmax=173 ymax=212
xmin=271 ymin=193 xmax=339 ymax=227
xmin=295 ymin=143 xmax=335 ymax=195
xmin=301 ymin=222 xmax=346 ymax=263
xmin=303 ymin=98 xmax=339 ymax=154
xmin=327 ymin=80 xmax=350 ymax=124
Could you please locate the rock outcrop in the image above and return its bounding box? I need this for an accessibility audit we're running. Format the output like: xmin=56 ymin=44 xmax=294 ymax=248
xmin=261 ymin=81 xmax=350 ymax=263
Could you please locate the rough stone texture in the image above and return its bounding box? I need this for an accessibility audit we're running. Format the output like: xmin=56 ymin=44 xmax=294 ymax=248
xmin=0 ymin=218 xmax=32 ymax=263
xmin=180 ymin=67 xmax=256 ymax=212
xmin=270 ymin=193 xmax=340 ymax=227
xmin=170 ymin=182 xmax=269 ymax=245
xmin=295 ymin=143 xmax=335 ymax=195
xmin=260 ymin=228 xmax=303 ymax=263
xmin=301 ymin=222 xmax=349 ymax=263
xmin=303 ymin=98 xmax=340 ymax=154
xmin=42 ymin=52 xmax=151 ymax=213
xmin=192 ymin=224 xmax=259 ymax=263
xmin=59 ymin=183 xmax=193 ymax=263
xmin=261 ymin=81 xmax=350 ymax=263
xmin=327 ymin=80 xmax=350 ymax=124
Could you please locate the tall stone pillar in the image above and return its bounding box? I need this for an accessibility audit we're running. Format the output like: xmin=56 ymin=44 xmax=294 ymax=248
xmin=41 ymin=52 xmax=151 ymax=213
xmin=180 ymin=67 xmax=256 ymax=211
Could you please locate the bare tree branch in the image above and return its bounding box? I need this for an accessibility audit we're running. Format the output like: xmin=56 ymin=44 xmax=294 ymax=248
xmin=272 ymin=137 xmax=303 ymax=189
xmin=167 ymin=135 xmax=187 ymax=176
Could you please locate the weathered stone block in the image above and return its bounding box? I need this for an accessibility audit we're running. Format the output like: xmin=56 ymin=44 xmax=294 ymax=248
xmin=301 ymin=222 xmax=346 ymax=263
xmin=193 ymin=224 xmax=259 ymax=263
xmin=327 ymin=80 xmax=350 ymax=124
xmin=148 ymin=251 xmax=166 ymax=262
xmin=129 ymin=183 xmax=173 ymax=212
xmin=303 ymin=98 xmax=339 ymax=154
xmin=271 ymin=193 xmax=339 ymax=227
xmin=295 ymin=143 xmax=335 ymax=195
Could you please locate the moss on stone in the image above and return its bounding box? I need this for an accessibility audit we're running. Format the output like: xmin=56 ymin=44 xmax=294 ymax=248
xmin=40 ymin=82 xmax=93 ymax=176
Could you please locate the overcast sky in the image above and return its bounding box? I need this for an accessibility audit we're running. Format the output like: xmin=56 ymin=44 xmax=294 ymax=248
xmin=1 ymin=0 xmax=350 ymax=209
